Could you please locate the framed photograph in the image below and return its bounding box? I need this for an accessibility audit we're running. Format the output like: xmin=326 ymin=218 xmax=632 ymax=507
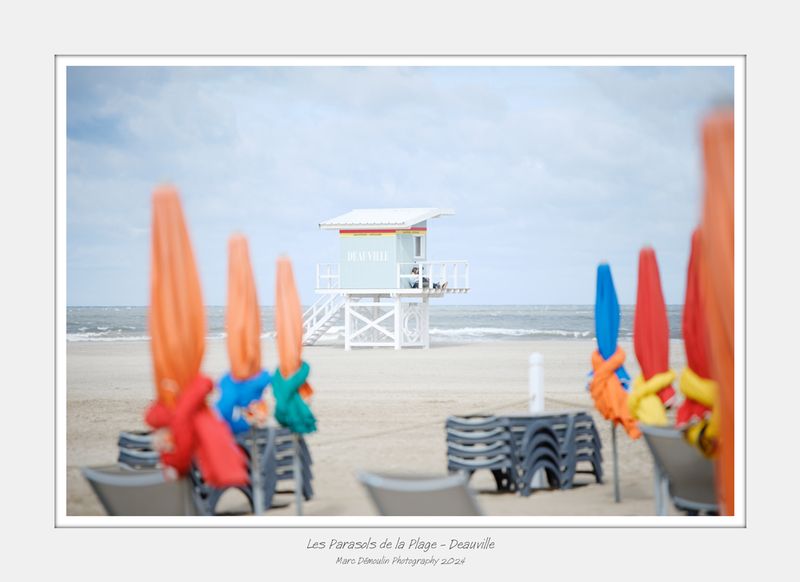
xmin=57 ymin=57 xmax=743 ymax=530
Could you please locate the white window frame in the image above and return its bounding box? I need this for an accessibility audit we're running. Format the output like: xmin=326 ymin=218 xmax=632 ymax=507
xmin=413 ymin=234 xmax=425 ymax=259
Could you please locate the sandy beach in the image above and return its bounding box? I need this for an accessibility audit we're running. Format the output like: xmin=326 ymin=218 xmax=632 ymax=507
xmin=67 ymin=338 xmax=688 ymax=517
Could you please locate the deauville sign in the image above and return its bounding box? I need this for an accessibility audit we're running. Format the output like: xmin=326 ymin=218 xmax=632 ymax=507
xmin=346 ymin=250 xmax=389 ymax=263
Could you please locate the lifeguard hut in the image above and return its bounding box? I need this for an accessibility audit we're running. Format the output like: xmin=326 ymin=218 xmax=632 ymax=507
xmin=302 ymin=208 xmax=469 ymax=349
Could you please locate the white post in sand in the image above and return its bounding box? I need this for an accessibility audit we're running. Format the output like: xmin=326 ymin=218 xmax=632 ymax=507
xmin=528 ymin=353 xmax=545 ymax=489
xmin=528 ymin=353 xmax=544 ymax=413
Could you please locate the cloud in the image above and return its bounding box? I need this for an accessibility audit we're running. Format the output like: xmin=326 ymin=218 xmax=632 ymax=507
xmin=67 ymin=65 xmax=733 ymax=306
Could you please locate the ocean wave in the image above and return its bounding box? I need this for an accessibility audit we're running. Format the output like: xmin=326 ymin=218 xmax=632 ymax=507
xmin=429 ymin=327 xmax=593 ymax=339
xmin=67 ymin=334 xmax=151 ymax=342
xmin=67 ymin=330 xmax=282 ymax=342
xmin=68 ymin=330 xmax=113 ymax=338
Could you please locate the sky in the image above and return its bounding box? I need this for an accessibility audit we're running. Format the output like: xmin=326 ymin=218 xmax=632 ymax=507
xmin=66 ymin=65 xmax=734 ymax=306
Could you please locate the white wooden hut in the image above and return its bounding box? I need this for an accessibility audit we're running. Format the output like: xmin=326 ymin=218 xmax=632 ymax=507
xmin=302 ymin=208 xmax=469 ymax=349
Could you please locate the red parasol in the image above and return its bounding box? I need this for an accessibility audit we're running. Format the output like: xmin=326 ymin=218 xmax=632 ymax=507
xmin=629 ymin=247 xmax=675 ymax=425
xmin=676 ymin=229 xmax=715 ymax=431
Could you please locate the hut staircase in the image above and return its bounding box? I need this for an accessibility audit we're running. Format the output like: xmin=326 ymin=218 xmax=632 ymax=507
xmin=302 ymin=294 xmax=345 ymax=345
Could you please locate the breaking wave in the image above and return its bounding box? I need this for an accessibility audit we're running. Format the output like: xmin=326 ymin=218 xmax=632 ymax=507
xmin=430 ymin=327 xmax=593 ymax=340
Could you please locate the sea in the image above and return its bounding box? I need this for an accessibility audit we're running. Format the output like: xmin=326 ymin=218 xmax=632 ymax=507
xmin=66 ymin=305 xmax=683 ymax=344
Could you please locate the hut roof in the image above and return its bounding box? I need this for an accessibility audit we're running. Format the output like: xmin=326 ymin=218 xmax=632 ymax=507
xmin=319 ymin=208 xmax=454 ymax=230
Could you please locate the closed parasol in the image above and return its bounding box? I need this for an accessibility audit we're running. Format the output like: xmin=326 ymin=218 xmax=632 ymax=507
xmin=629 ymin=247 xmax=675 ymax=426
xmin=273 ymin=255 xmax=316 ymax=514
xmin=699 ymin=109 xmax=734 ymax=515
xmin=676 ymin=229 xmax=717 ymax=456
xmin=145 ymin=185 xmax=247 ymax=488
xmin=216 ymin=234 xmax=271 ymax=435
xmin=589 ymin=263 xmax=640 ymax=503
xmin=589 ymin=264 xmax=640 ymax=439
xmin=595 ymin=263 xmax=632 ymax=388
xmin=215 ymin=234 xmax=271 ymax=513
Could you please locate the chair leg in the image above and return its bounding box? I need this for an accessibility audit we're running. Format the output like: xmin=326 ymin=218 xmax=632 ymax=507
xmin=654 ymin=463 xmax=669 ymax=516
xmin=492 ymin=469 xmax=512 ymax=491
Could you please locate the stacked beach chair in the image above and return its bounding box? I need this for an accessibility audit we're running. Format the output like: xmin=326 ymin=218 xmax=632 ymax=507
xmin=234 ymin=427 xmax=314 ymax=507
xmin=445 ymin=412 xmax=602 ymax=497
xmin=445 ymin=416 xmax=518 ymax=491
xmin=507 ymin=416 xmax=563 ymax=492
xmin=116 ymin=426 xmax=314 ymax=515
xmin=117 ymin=429 xmax=161 ymax=469
xmin=506 ymin=412 xmax=603 ymax=496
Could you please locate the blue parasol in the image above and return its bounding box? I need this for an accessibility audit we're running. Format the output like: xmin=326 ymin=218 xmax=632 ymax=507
xmin=215 ymin=370 xmax=271 ymax=434
xmin=595 ymin=263 xmax=631 ymax=389
xmin=593 ymin=263 xmax=637 ymax=503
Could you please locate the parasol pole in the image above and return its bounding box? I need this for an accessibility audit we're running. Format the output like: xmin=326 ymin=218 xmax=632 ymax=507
xmin=250 ymin=427 xmax=264 ymax=514
xmin=293 ymin=433 xmax=303 ymax=516
xmin=612 ymin=422 xmax=620 ymax=503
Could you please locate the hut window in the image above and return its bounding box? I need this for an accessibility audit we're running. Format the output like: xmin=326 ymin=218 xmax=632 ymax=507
xmin=414 ymin=235 xmax=425 ymax=258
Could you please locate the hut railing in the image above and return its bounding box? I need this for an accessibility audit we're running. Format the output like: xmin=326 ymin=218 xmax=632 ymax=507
xmin=315 ymin=262 xmax=340 ymax=289
xmin=396 ymin=260 xmax=469 ymax=291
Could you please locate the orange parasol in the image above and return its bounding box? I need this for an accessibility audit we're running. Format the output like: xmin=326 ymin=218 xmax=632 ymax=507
xmin=273 ymin=255 xmax=316 ymax=515
xmin=699 ymin=109 xmax=734 ymax=515
xmin=215 ymin=234 xmax=271 ymax=434
xmin=226 ymin=234 xmax=262 ymax=381
xmin=149 ymin=186 xmax=205 ymax=409
xmin=275 ymin=256 xmax=313 ymax=398
xmin=145 ymin=185 xmax=247 ymax=487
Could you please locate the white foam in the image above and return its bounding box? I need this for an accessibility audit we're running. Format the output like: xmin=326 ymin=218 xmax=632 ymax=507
xmin=429 ymin=327 xmax=592 ymax=339
xmin=66 ymin=334 xmax=151 ymax=342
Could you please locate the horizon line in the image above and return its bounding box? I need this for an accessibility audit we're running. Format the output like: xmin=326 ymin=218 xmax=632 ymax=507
xmin=67 ymin=303 xmax=686 ymax=308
